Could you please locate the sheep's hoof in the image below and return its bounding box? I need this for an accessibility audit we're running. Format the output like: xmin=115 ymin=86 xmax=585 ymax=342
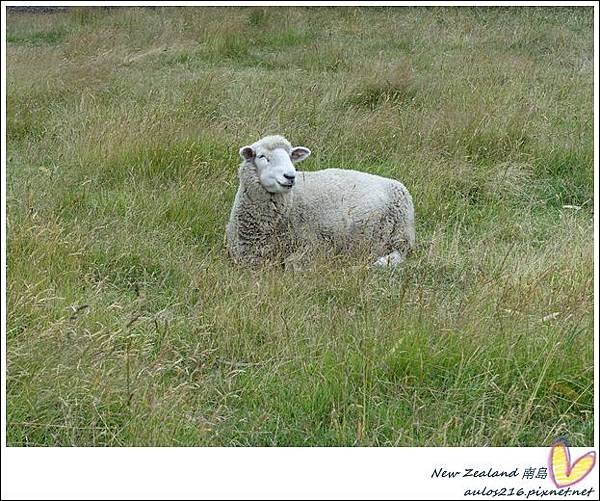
xmin=374 ymin=251 xmax=405 ymax=267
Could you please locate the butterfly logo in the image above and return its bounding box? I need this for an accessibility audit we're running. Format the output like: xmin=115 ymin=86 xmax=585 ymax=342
xmin=549 ymin=440 xmax=596 ymax=488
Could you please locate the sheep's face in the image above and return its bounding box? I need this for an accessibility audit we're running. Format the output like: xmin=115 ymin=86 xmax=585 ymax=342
xmin=240 ymin=144 xmax=311 ymax=194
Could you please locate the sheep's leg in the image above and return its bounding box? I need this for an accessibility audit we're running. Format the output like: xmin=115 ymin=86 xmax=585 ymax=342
xmin=374 ymin=250 xmax=406 ymax=267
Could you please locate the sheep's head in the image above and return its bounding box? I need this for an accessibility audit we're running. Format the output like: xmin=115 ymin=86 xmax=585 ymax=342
xmin=239 ymin=135 xmax=311 ymax=194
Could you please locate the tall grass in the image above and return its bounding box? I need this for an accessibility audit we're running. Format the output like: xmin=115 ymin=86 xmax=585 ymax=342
xmin=6 ymin=6 xmax=594 ymax=446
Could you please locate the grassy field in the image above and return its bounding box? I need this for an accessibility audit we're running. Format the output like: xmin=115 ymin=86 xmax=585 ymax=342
xmin=5 ymin=6 xmax=594 ymax=446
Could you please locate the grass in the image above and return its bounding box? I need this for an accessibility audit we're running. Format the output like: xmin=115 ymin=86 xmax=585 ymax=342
xmin=5 ymin=6 xmax=594 ymax=446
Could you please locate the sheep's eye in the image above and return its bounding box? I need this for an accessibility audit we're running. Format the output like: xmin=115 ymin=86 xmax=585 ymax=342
xmin=258 ymin=154 xmax=267 ymax=160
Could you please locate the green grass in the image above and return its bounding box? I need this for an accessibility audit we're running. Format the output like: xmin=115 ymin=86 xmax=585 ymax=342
xmin=6 ymin=6 xmax=594 ymax=446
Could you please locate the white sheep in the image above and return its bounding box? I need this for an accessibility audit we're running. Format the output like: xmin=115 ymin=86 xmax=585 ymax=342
xmin=226 ymin=135 xmax=415 ymax=267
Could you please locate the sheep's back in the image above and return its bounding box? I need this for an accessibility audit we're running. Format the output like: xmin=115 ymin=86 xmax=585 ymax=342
xmin=295 ymin=167 xmax=406 ymax=208
xmin=290 ymin=168 xmax=412 ymax=242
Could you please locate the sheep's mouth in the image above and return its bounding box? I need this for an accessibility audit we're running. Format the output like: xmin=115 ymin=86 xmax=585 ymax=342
xmin=277 ymin=181 xmax=294 ymax=189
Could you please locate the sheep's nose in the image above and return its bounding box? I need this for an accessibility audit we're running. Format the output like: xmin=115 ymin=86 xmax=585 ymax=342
xmin=283 ymin=173 xmax=296 ymax=181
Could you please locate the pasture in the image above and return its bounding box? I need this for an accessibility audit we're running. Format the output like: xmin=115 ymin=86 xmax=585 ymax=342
xmin=5 ymin=6 xmax=594 ymax=446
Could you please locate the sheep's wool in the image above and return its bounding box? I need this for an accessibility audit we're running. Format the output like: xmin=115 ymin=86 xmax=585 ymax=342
xmin=250 ymin=135 xmax=292 ymax=154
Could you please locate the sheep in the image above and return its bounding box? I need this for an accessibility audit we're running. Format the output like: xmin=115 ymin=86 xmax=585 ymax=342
xmin=225 ymin=135 xmax=415 ymax=268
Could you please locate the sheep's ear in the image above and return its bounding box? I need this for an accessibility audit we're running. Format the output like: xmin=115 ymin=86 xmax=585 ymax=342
xmin=290 ymin=146 xmax=311 ymax=163
xmin=239 ymin=146 xmax=255 ymax=161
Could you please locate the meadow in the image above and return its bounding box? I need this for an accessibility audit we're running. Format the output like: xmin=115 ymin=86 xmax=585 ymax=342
xmin=5 ymin=6 xmax=594 ymax=446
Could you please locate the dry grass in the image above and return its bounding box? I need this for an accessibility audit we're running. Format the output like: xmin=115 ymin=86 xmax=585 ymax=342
xmin=6 ymin=6 xmax=594 ymax=446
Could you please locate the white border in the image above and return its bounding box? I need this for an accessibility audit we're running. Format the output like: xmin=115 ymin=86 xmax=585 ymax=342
xmin=594 ymin=0 xmax=600 ymax=458
xmin=2 ymin=447 xmax=599 ymax=500
xmin=1 ymin=1 xmax=598 ymax=500
xmin=1 ymin=0 xmax=7 ymax=485
xmin=2 ymin=1 xmax=599 ymax=6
